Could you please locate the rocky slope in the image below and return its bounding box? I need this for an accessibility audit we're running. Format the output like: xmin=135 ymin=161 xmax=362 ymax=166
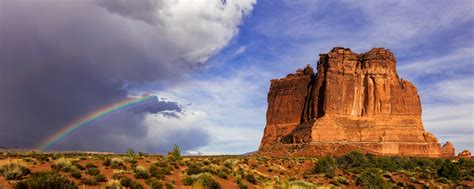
xmin=258 ymin=47 xmax=451 ymax=157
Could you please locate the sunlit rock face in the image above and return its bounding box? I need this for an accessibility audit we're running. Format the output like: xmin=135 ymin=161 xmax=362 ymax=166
xmin=258 ymin=47 xmax=447 ymax=157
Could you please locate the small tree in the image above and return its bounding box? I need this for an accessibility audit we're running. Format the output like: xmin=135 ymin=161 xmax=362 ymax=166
xmin=313 ymin=156 xmax=336 ymax=178
xmin=437 ymin=159 xmax=461 ymax=181
xmin=126 ymin=148 xmax=135 ymax=156
xmin=355 ymin=169 xmax=385 ymax=188
xmin=169 ymin=144 xmax=182 ymax=161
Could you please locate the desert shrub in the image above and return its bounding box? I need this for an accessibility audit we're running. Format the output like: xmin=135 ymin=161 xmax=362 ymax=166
xmin=134 ymin=166 xmax=149 ymax=179
xmin=355 ymin=169 xmax=385 ymax=188
xmin=412 ymin=158 xmax=435 ymax=168
xmin=396 ymin=157 xmax=416 ymax=171
xmin=373 ymin=157 xmax=398 ymax=172
xmin=234 ymin=176 xmax=248 ymax=189
xmin=85 ymin=167 xmax=100 ymax=176
xmin=165 ymin=182 xmax=174 ymax=189
xmin=182 ymin=175 xmax=194 ymax=186
xmin=120 ymin=176 xmax=144 ymax=189
xmin=146 ymin=178 xmax=164 ymax=189
xmin=337 ymin=151 xmax=368 ymax=170
xmin=287 ymin=180 xmax=317 ymax=189
xmin=437 ymin=159 xmax=461 ymax=181
xmin=51 ymin=158 xmax=72 ymax=172
xmin=182 ymin=173 xmax=220 ymax=189
xmin=313 ymin=156 xmax=336 ymax=178
xmin=96 ymin=174 xmax=107 ymax=182
xmin=216 ymin=169 xmax=228 ymax=179
xmin=120 ymin=177 xmax=133 ymax=187
xmin=73 ymin=163 xmax=85 ymax=170
xmin=336 ymin=176 xmax=349 ymax=185
xmin=103 ymin=158 xmax=112 ymax=167
xmin=105 ymin=179 xmax=122 ymax=189
xmin=70 ymin=170 xmax=82 ymax=179
xmin=186 ymin=163 xmax=204 ymax=175
xmin=111 ymin=158 xmax=127 ymax=169
xmin=245 ymin=173 xmax=257 ymax=184
xmin=224 ymin=159 xmax=234 ymax=169
xmin=33 ymin=154 xmax=50 ymax=162
xmin=82 ymin=178 xmax=98 ymax=185
xmin=85 ymin=162 xmax=97 ymax=169
xmin=435 ymin=177 xmax=451 ymax=184
xmin=0 ymin=163 xmax=30 ymax=180
xmin=193 ymin=173 xmax=220 ymax=189
xmin=14 ymin=171 xmax=77 ymax=189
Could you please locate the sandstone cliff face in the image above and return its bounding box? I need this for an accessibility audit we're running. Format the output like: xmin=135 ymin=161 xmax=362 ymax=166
xmin=441 ymin=141 xmax=455 ymax=157
xmin=258 ymin=47 xmax=446 ymax=157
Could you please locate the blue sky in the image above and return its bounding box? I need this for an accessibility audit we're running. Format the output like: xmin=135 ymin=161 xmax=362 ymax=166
xmin=0 ymin=0 xmax=471 ymax=154
xmin=151 ymin=0 xmax=473 ymax=154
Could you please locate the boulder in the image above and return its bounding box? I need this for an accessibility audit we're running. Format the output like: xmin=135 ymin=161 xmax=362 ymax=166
xmin=458 ymin=150 xmax=471 ymax=159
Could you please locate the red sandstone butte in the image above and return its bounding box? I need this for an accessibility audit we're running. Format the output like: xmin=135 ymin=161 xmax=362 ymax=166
xmin=458 ymin=150 xmax=472 ymax=159
xmin=258 ymin=47 xmax=451 ymax=157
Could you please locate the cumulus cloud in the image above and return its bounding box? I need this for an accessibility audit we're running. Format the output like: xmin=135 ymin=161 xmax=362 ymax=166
xmin=154 ymin=67 xmax=269 ymax=154
xmin=0 ymin=0 xmax=255 ymax=153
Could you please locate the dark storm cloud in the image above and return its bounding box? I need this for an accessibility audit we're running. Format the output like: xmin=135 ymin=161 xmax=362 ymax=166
xmin=133 ymin=96 xmax=182 ymax=115
xmin=0 ymin=0 xmax=211 ymax=152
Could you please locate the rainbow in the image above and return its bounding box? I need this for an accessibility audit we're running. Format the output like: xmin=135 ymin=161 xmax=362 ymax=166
xmin=38 ymin=95 xmax=156 ymax=150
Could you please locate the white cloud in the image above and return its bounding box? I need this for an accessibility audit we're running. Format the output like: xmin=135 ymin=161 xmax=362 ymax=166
xmin=399 ymin=47 xmax=474 ymax=80
xmin=153 ymin=66 xmax=270 ymax=154
xmin=156 ymin=0 xmax=256 ymax=63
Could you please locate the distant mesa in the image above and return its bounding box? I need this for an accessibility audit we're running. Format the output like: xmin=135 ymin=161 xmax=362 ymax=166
xmin=258 ymin=47 xmax=452 ymax=157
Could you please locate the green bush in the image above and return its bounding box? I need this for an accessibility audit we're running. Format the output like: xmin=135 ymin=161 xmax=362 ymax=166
xmin=111 ymin=158 xmax=127 ymax=170
xmin=70 ymin=170 xmax=82 ymax=179
xmin=355 ymin=169 xmax=385 ymax=188
xmin=186 ymin=163 xmax=204 ymax=175
xmin=182 ymin=173 xmax=220 ymax=189
xmin=14 ymin=171 xmax=77 ymax=189
xmin=437 ymin=159 xmax=461 ymax=181
xmin=336 ymin=176 xmax=349 ymax=185
xmin=374 ymin=157 xmax=398 ymax=172
xmin=85 ymin=162 xmax=97 ymax=169
xmin=96 ymin=174 xmax=107 ymax=182
xmin=82 ymin=178 xmax=98 ymax=185
xmin=0 ymin=163 xmax=31 ymax=180
xmin=182 ymin=175 xmax=194 ymax=186
xmin=146 ymin=178 xmax=164 ymax=189
xmin=287 ymin=180 xmax=317 ymax=188
xmin=313 ymin=156 xmax=336 ymax=178
xmin=134 ymin=166 xmax=149 ymax=179
xmin=120 ymin=177 xmax=144 ymax=189
xmin=193 ymin=173 xmax=220 ymax=189
xmin=245 ymin=173 xmax=257 ymax=184
xmin=337 ymin=151 xmax=368 ymax=170
xmin=85 ymin=167 xmax=100 ymax=176
xmin=165 ymin=182 xmax=175 ymax=189
xmin=103 ymin=158 xmax=112 ymax=167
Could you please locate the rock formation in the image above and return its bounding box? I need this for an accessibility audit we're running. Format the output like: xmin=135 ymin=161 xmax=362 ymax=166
xmin=441 ymin=141 xmax=455 ymax=157
xmin=458 ymin=150 xmax=471 ymax=159
xmin=258 ymin=47 xmax=448 ymax=157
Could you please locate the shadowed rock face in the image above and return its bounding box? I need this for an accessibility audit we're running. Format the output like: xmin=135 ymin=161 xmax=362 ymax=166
xmin=259 ymin=47 xmax=448 ymax=157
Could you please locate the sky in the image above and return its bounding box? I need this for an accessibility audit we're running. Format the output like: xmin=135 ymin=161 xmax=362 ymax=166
xmin=0 ymin=0 xmax=472 ymax=155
